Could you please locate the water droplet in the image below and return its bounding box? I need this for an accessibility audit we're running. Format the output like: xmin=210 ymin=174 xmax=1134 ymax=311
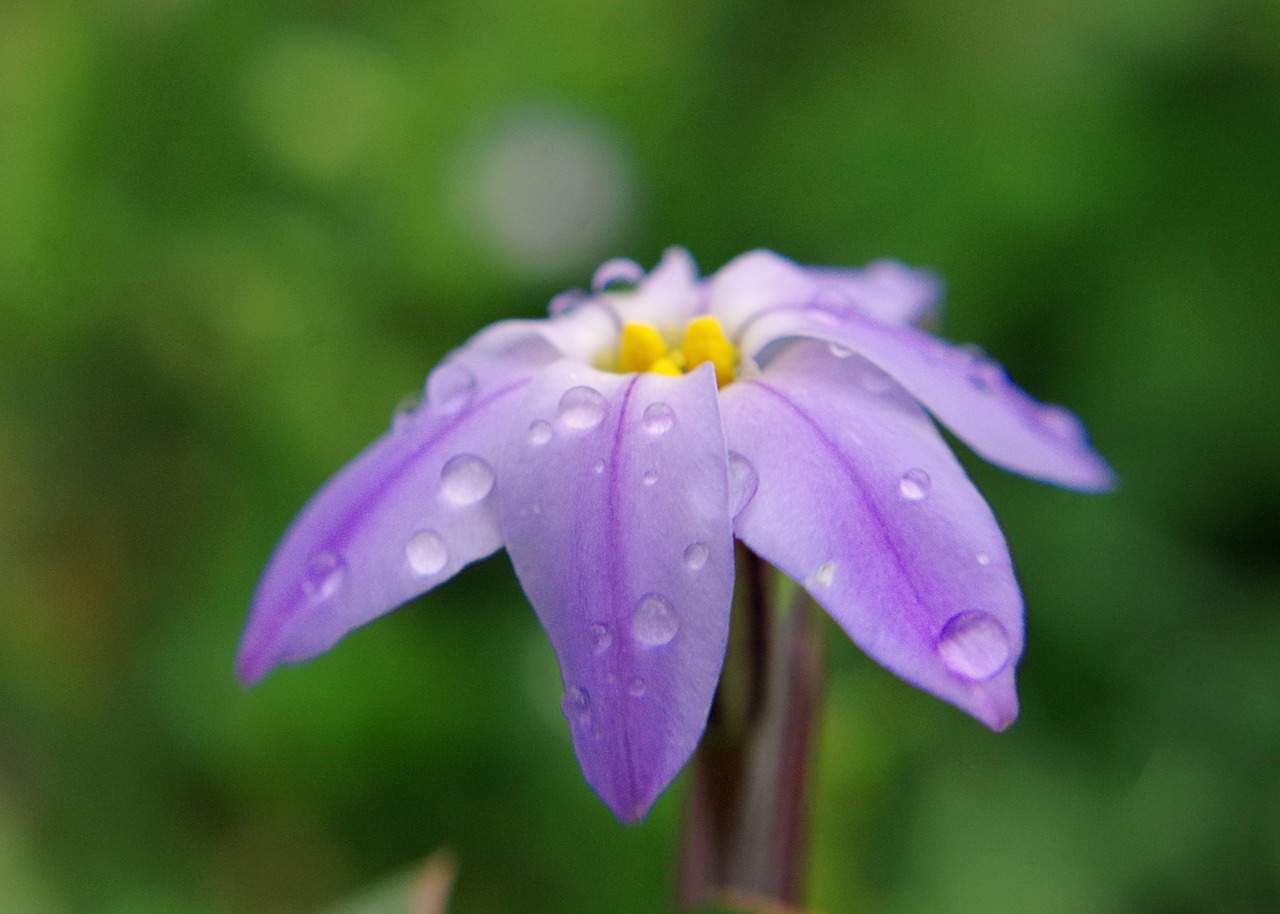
xmin=899 ymin=468 xmax=931 ymax=501
xmin=975 ymin=552 xmax=992 ymax=566
xmin=561 ymin=686 xmax=592 ymax=724
xmin=405 ymin=530 xmax=448 ymax=576
xmin=302 ymin=552 xmax=346 ymax=603
xmin=937 ymin=611 xmax=1011 ymax=681
xmin=827 ymin=341 xmax=853 ymax=358
xmin=642 ymin=401 xmax=675 ymax=435
xmin=631 ymin=593 xmax=679 ymax=646
xmin=558 ymin=386 xmax=607 ymax=429
xmin=592 ymin=459 xmax=606 ymax=475
xmin=426 ymin=362 xmax=476 ymax=415
xmin=642 ymin=469 xmax=659 ymax=486
xmin=968 ymin=360 xmax=1006 ymax=393
xmin=627 ymin=677 xmax=647 ymax=698
xmin=527 ymin=420 xmax=553 ymax=445
xmin=391 ymin=393 xmax=422 ymax=432
xmin=548 ymin=290 xmax=585 ymax=315
xmin=439 ymin=454 xmax=495 ymax=505
xmin=1038 ymin=405 xmax=1084 ymax=440
xmin=727 ymin=452 xmax=759 ymax=519
xmin=859 ymin=366 xmax=895 ymax=394
xmin=682 ymin=543 xmax=710 ymax=571
xmin=810 ymin=560 xmax=836 ymax=588
xmin=591 ymin=257 xmax=644 ymax=291
xmin=589 ymin=623 xmax=613 ymax=655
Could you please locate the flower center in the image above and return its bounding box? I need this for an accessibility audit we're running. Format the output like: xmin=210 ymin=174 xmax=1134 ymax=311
xmin=608 ymin=317 xmax=739 ymax=387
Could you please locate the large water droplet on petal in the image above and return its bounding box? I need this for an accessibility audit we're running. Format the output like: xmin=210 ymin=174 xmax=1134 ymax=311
xmin=405 ymin=530 xmax=448 ymax=576
xmin=642 ymin=401 xmax=675 ymax=435
xmin=631 ymin=593 xmax=679 ymax=646
xmin=527 ymin=419 xmax=553 ymax=446
xmin=937 ymin=611 xmax=1011 ymax=681
xmin=727 ymin=452 xmax=759 ymax=519
xmin=682 ymin=542 xmax=710 ymax=571
xmin=592 ymin=257 xmax=644 ymax=291
xmin=589 ymin=623 xmax=613 ymax=655
xmin=426 ymin=362 xmax=476 ymax=415
xmin=302 ymin=552 xmax=346 ymax=603
xmin=561 ymin=686 xmax=592 ymax=725
xmin=558 ymin=386 xmax=607 ymax=429
xmin=899 ymin=468 xmax=931 ymax=501
xmin=439 ymin=454 xmax=496 ymax=505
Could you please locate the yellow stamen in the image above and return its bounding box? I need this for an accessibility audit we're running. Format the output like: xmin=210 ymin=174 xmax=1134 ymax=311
xmin=648 ymin=356 xmax=682 ymax=376
xmin=681 ymin=316 xmax=738 ymax=387
xmin=619 ymin=322 xmax=670 ymax=374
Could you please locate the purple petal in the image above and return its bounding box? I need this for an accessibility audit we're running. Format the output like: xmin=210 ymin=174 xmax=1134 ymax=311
xmin=500 ymin=360 xmax=733 ymax=821
xmin=719 ymin=340 xmax=1024 ymax=730
xmin=707 ymin=250 xmax=941 ymax=335
xmin=739 ymin=307 xmax=1115 ymax=491
xmin=237 ymin=337 xmax=555 ymax=684
xmin=602 ymin=247 xmax=704 ymax=328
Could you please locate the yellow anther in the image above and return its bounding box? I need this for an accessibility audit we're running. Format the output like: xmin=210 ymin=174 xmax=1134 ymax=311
xmin=619 ymin=322 xmax=670 ymax=374
xmin=648 ymin=356 xmax=683 ymax=376
xmin=681 ymin=316 xmax=738 ymax=387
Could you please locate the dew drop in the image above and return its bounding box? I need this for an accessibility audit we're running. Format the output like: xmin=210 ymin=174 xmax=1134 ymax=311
xmin=975 ymin=552 xmax=992 ymax=566
xmin=627 ymin=677 xmax=647 ymax=698
xmin=1038 ymin=404 xmax=1084 ymax=440
xmin=527 ymin=419 xmax=553 ymax=446
xmin=967 ymin=360 xmax=1006 ymax=393
xmin=898 ymin=468 xmax=931 ymax=501
xmin=592 ymin=459 xmax=607 ymax=475
xmin=391 ymin=393 xmax=422 ymax=432
xmin=727 ymin=452 xmax=759 ymax=519
xmin=426 ymin=362 xmax=476 ymax=415
xmin=642 ymin=469 xmax=659 ymax=486
xmin=561 ymin=686 xmax=592 ymax=724
xmin=859 ymin=366 xmax=895 ymax=394
xmin=937 ymin=611 xmax=1011 ymax=681
xmin=642 ymin=401 xmax=675 ymax=435
xmin=592 ymin=257 xmax=644 ymax=292
xmin=439 ymin=454 xmax=495 ymax=505
xmin=810 ymin=560 xmax=836 ymax=588
xmin=827 ymin=341 xmax=853 ymax=358
xmin=558 ymin=386 xmax=607 ymax=429
xmin=302 ymin=552 xmax=346 ymax=603
xmin=682 ymin=542 xmax=710 ymax=571
xmin=405 ymin=530 xmax=448 ymax=576
xmin=631 ymin=594 xmax=679 ymax=646
xmin=589 ymin=623 xmax=613 ymax=655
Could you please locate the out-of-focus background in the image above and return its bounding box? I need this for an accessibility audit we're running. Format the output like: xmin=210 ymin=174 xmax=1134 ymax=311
xmin=2 ymin=0 xmax=1277 ymax=911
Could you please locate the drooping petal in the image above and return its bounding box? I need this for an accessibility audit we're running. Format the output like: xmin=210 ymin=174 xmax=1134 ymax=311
xmin=501 ymin=360 xmax=734 ymax=821
xmin=236 ymin=335 xmax=558 ymax=684
xmin=738 ymin=307 xmax=1115 ymax=491
xmin=719 ymin=340 xmax=1024 ymax=730
xmin=707 ymin=249 xmax=941 ymax=336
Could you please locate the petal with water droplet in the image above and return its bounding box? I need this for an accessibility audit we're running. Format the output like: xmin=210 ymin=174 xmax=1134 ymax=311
xmin=500 ymin=360 xmax=733 ymax=821
xmin=738 ymin=309 xmax=1114 ymax=491
xmin=719 ymin=341 xmax=1023 ymax=730
xmin=236 ymin=338 xmax=553 ymax=685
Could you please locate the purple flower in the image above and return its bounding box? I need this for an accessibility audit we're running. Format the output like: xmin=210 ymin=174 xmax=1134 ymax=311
xmin=237 ymin=249 xmax=1113 ymax=822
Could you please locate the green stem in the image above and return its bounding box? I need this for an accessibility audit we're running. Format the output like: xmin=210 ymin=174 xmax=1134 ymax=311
xmin=678 ymin=547 xmax=825 ymax=911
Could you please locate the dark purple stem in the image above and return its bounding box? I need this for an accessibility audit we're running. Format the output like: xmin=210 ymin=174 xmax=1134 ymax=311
xmin=678 ymin=547 xmax=824 ymax=911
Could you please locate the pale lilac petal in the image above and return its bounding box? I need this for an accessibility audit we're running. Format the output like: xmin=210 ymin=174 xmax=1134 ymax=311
xmin=739 ymin=308 xmax=1115 ymax=491
xmin=237 ymin=338 xmax=556 ymax=684
xmin=719 ymin=340 xmax=1024 ymax=730
xmin=603 ymin=247 xmax=704 ymax=329
xmin=468 ymin=303 xmax=618 ymax=365
xmin=707 ymin=250 xmax=940 ymax=336
xmin=501 ymin=360 xmax=733 ymax=821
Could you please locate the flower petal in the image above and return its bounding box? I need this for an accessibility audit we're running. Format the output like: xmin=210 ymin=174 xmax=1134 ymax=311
xmin=707 ymin=249 xmax=941 ymax=336
xmin=501 ymin=360 xmax=733 ymax=821
xmin=237 ymin=337 xmax=555 ymax=684
xmin=719 ymin=340 xmax=1024 ymax=730
xmin=739 ymin=307 xmax=1115 ymax=490
xmin=603 ymin=247 xmax=704 ymax=330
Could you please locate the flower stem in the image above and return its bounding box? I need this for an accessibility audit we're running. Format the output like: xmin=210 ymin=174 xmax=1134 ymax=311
xmin=678 ymin=546 xmax=825 ymax=911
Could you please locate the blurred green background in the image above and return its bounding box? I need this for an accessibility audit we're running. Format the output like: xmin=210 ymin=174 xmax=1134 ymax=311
xmin=2 ymin=0 xmax=1278 ymax=911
